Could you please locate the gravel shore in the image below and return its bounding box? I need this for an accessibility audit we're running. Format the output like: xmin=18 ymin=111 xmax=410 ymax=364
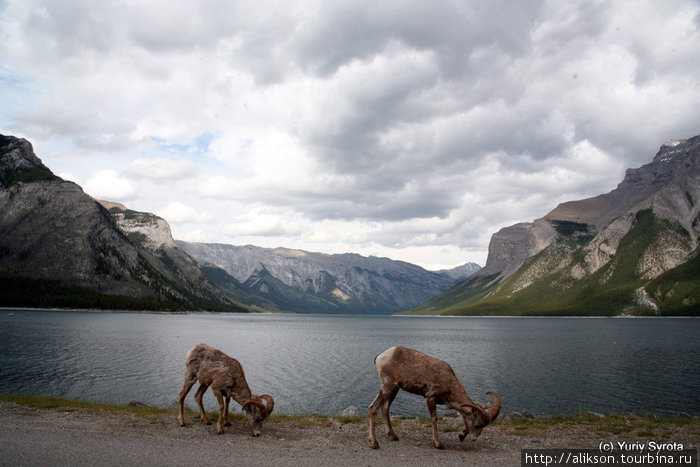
xmin=1 ymin=401 xmax=697 ymax=466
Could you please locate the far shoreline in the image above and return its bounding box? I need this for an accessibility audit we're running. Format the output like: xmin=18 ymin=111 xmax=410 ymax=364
xmin=2 ymin=306 xmax=698 ymax=318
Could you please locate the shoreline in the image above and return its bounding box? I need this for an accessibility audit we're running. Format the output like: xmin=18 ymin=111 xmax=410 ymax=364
xmin=2 ymin=306 xmax=698 ymax=318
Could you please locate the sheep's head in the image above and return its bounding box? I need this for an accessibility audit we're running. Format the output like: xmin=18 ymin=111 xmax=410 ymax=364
xmin=242 ymin=394 xmax=274 ymax=436
xmin=457 ymin=392 xmax=501 ymax=443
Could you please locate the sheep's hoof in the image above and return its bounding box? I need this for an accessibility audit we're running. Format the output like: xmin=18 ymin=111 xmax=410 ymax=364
xmin=387 ymin=434 xmax=399 ymax=441
xmin=370 ymin=442 xmax=380 ymax=450
xmin=224 ymin=422 xmax=231 ymax=427
xmin=459 ymin=433 xmax=466 ymax=442
xmin=216 ymin=428 xmax=225 ymax=435
xmin=433 ymin=443 xmax=445 ymax=450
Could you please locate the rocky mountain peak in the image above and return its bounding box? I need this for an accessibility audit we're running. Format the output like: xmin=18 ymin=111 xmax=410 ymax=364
xmin=98 ymin=202 xmax=176 ymax=251
xmin=415 ymin=135 xmax=699 ymax=316
xmin=0 ymin=135 xmax=56 ymax=187
xmin=0 ymin=134 xmax=240 ymax=311
xmin=544 ymin=135 xmax=699 ymax=231
xmin=0 ymin=135 xmax=41 ymax=170
xmin=655 ymin=136 xmax=699 ymax=163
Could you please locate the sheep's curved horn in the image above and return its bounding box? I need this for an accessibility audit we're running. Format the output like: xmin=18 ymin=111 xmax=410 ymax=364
xmin=242 ymin=399 xmax=267 ymax=415
xmin=461 ymin=401 xmax=491 ymax=424
xmin=462 ymin=392 xmax=501 ymax=426
xmin=260 ymin=394 xmax=274 ymax=418
xmin=485 ymin=392 xmax=501 ymax=423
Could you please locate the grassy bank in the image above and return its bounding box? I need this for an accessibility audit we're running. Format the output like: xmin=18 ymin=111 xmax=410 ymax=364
xmin=2 ymin=394 xmax=697 ymax=440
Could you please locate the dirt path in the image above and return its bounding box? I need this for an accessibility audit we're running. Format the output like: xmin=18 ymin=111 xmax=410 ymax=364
xmin=1 ymin=402 xmax=697 ymax=466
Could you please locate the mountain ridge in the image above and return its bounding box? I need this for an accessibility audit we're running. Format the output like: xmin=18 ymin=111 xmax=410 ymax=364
xmin=177 ymin=241 xmax=470 ymax=314
xmin=0 ymin=134 xmax=245 ymax=312
xmin=410 ymin=136 xmax=699 ymax=316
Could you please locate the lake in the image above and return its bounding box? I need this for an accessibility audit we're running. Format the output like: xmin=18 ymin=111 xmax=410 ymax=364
xmin=0 ymin=310 xmax=697 ymax=418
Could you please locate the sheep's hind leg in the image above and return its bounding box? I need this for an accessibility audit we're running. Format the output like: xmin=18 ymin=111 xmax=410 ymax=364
xmin=177 ymin=375 xmax=197 ymax=427
xmin=381 ymin=387 xmax=400 ymax=441
xmin=367 ymin=390 xmax=386 ymax=449
xmin=194 ymin=384 xmax=212 ymax=425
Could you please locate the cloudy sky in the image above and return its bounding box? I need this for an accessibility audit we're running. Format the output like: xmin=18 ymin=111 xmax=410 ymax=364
xmin=1 ymin=1 xmax=699 ymax=270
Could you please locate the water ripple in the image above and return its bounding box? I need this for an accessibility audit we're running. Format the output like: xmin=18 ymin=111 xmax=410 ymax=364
xmin=0 ymin=312 xmax=698 ymax=416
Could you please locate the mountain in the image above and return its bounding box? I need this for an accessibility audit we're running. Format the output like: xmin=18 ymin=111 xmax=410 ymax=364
xmin=0 ymin=134 xmax=245 ymax=312
xmin=410 ymin=136 xmax=700 ymax=316
xmin=436 ymin=262 xmax=481 ymax=280
xmin=177 ymin=242 xmax=460 ymax=314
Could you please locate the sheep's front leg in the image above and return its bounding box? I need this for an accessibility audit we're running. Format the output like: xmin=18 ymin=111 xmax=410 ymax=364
xmin=223 ymin=395 xmax=232 ymax=426
xmin=426 ymin=396 xmax=444 ymax=449
xmin=194 ymin=384 xmax=211 ymax=425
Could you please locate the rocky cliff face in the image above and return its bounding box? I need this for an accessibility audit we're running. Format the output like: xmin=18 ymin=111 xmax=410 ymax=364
xmin=414 ymin=136 xmax=699 ymax=316
xmin=177 ymin=241 xmax=460 ymax=314
xmin=545 ymin=137 xmax=700 ymax=237
xmin=0 ymin=134 xmax=240 ymax=311
xmin=103 ymin=204 xmax=235 ymax=309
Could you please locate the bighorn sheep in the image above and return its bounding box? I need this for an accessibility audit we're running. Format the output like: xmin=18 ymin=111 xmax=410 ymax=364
xmin=368 ymin=346 xmax=501 ymax=449
xmin=177 ymin=343 xmax=274 ymax=435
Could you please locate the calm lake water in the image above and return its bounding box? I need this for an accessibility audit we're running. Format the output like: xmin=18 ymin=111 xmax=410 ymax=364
xmin=0 ymin=310 xmax=698 ymax=417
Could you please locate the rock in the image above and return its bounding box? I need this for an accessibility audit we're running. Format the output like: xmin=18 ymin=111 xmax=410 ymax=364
xmin=339 ymin=406 xmax=358 ymax=417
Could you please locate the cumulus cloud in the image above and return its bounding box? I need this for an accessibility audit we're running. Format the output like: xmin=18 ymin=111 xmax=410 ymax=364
xmin=57 ymin=171 xmax=80 ymax=184
xmin=1 ymin=0 xmax=699 ymax=267
xmin=223 ymin=211 xmax=303 ymax=237
xmin=83 ymin=169 xmax=137 ymax=201
xmin=157 ymin=202 xmax=214 ymax=223
xmin=178 ymin=229 xmax=213 ymax=243
xmin=127 ymin=157 xmax=199 ymax=181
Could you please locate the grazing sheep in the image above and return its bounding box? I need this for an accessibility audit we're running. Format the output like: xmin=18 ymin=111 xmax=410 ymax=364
xmin=178 ymin=343 xmax=274 ymax=435
xmin=368 ymin=346 xmax=501 ymax=449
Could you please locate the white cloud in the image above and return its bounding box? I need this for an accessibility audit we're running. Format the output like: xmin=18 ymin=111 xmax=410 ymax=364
xmin=127 ymin=157 xmax=199 ymax=181
xmin=223 ymin=211 xmax=303 ymax=237
xmin=178 ymin=229 xmax=213 ymax=243
xmin=57 ymin=171 xmax=79 ymax=184
xmin=83 ymin=169 xmax=137 ymax=201
xmin=157 ymin=201 xmax=213 ymax=223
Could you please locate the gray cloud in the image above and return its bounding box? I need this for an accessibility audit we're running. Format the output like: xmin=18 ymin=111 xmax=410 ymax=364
xmin=1 ymin=0 xmax=699 ymax=267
